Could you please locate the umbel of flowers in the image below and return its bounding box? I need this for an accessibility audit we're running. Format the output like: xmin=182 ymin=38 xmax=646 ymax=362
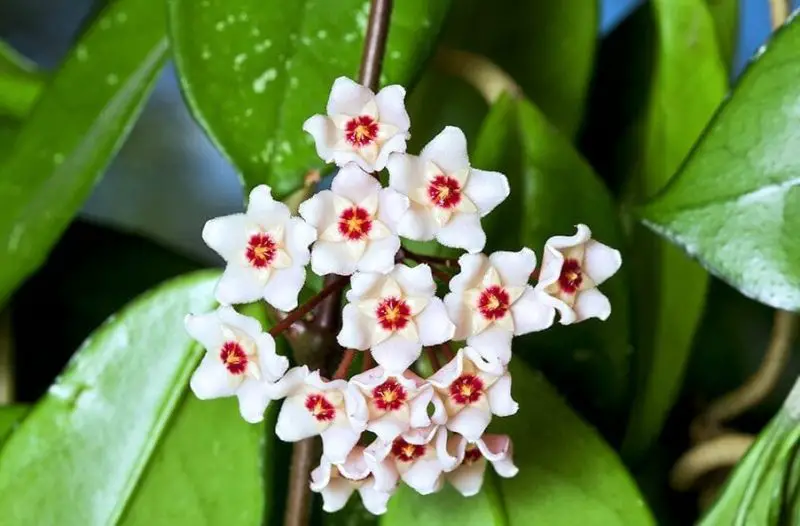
xmin=186 ymin=77 xmax=622 ymax=514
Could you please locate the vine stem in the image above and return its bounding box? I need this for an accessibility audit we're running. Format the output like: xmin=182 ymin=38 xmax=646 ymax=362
xmin=769 ymin=0 xmax=790 ymax=30
xmin=434 ymin=48 xmax=522 ymax=105
xmin=283 ymin=1 xmax=394 ymax=525
xmin=268 ymin=276 xmax=348 ymax=337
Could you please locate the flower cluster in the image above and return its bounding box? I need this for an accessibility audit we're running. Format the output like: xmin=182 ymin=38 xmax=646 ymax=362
xmin=185 ymin=77 xmax=622 ymax=514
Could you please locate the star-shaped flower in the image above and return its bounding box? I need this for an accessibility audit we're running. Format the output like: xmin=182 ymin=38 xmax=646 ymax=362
xmin=427 ymin=348 xmax=518 ymax=441
xmin=444 ymin=434 xmax=518 ymax=497
xmin=273 ymin=367 xmax=368 ymax=464
xmin=303 ymin=76 xmax=410 ymax=172
xmin=444 ymin=248 xmax=555 ymax=363
xmin=349 ymin=366 xmax=446 ymax=442
xmin=202 ymin=185 xmax=317 ymax=310
xmin=366 ymin=426 xmax=455 ymax=495
xmin=338 ymin=263 xmax=455 ymax=372
xmin=386 ymin=126 xmax=509 ymax=253
xmin=310 ymin=446 xmax=399 ymax=515
xmin=299 ymin=165 xmax=409 ymax=276
xmin=534 ymin=224 xmax=622 ymax=324
xmin=185 ymin=306 xmax=289 ymax=423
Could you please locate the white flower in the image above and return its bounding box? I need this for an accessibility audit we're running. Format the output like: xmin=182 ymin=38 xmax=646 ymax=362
xmin=299 ymin=165 xmax=409 ymax=276
xmin=272 ymin=367 xmax=368 ymax=464
xmin=534 ymin=224 xmax=622 ymax=325
xmin=185 ymin=306 xmax=289 ymax=424
xmin=444 ymin=248 xmax=554 ymax=364
xmin=366 ymin=426 xmax=455 ymax=495
xmin=303 ymin=76 xmax=410 ymax=172
xmin=349 ymin=366 xmax=446 ymax=442
xmin=310 ymin=446 xmax=399 ymax=515
xmin=202 ymin=185 xmax=317 ymax=310
xmin=386 ymin=126 xmax=509 ymax=253
xmin=338 ymin=263 xmax=455 ymax=372
xmin=427 ymin=348 xmax=518 ymax=441
xmin=444 ymin=434 xmax=518 ymax=497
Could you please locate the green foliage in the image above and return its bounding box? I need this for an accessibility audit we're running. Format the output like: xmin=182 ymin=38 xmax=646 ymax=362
xmin=0 ymin=0 xmax=168 ymax=306
xmin=442 ymin=0 xmax=598 ymax=138
xmin=0 ymin=405 xmax=27 ymax=443
xmin=167 ymin=0 xmax=451 ymax=198
xmin=641 ymin=16 xmax=800 ymax=312
xmin=383 ymin=359 xmax=654 ymax=525
xmin=621 ymin=0 xmax=729 ymax=459
xmin=704 ymin=0 xmax=739 ymax=72
xmin=0 ymin=42 xmax=43 ymax=119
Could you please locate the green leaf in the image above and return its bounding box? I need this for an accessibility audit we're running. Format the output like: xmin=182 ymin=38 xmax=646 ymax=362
xmin=168 ymin=0 xmax=452 ymax=198
xmin=640 ymin=16 xmax=800 ymax=312
xmin=443 ymin=0 xmax=598 ymax=138
xmin=479 ymin=94 xmax=630 ymax=421
xmin=0 ymin=41 xmax=43 ymax=119
xmin=0 ymin=405 xmax=27 ymax=443
xmin=700 ymin=382 xmax=800 ymax=525
xmin=622 ymin=0 xmax=728 ymax=459
xmin=704 ymin=0 xmax=739 ymax=73
xmin=0 ymin=271 xmax=222 ymax=524
xmin=0 ymin=0 xmax=168 ymax=306
xmin=383 ymin=360 xmax=655 ymax=525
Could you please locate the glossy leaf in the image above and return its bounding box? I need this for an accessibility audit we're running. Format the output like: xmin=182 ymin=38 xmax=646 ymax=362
xmin=383 ymin=360 xmax=655 ymax=525
xmin=700 ymin=381 xmax=800 ymax=525
xmin=168 ymin=0 xmax=451 ymax=197
xmin=443 ymin=0 xmax=598 ymax=137
xmin=704 ymin=0 xmax=739 ymax=72
xmin=480 ymin=95 xmax=630 ymax=420
xmin=0 ymin=0 xmax=168 ymax=306
xmin=0 ymin=271 xmax=219 ymax=524
xmin=0 ymin=405 xmax=27 ymax=443
xmin=623 ymin=0 xmax=728 ymax=459
xmin=641 ymin=17 xmax=800 ymax=312
xmin=0 ymin=41 xmax=42 ymax=119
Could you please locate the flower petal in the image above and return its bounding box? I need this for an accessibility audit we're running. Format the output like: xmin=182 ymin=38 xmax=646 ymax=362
xmin=202 ymin=214 xmax=251 ymax=260
xmin=401 ymin=458 xmax=445 ymax=495
xmin=574 ymin=287 xmax=612 ymax=322
xmin=478 ymin=434 xmax=519 ymax=478
xmin=275 ymin=393 xmax=330 ymax=442
xmin=327 ymin=76 xmax=375 ymax=115
xmin=262 ymin=266 xmax=306 ymax=311
xmin=331 ymin=164 xmax=381 ymax=204
xmin=446 ymin=405 xmax=492 ymax=442
xmin=375 ymin=84 xmax=410 ymax=130
xmin=371 ymin=335 xmax=422 ymax=373
xmin=374 ymin=134 xmax=408 ymax=172
xmin=466 ymin=327 xmax=513 ymax=365
xmin=396 ymin=203 xmax=437 ymax=241
xmin=387 ymin=152 xmax=424 ymax=197
xmin=358 ymin=481 xmax=392 ymax=515
xmin=435 ymin=212 xmax=486 ymax=253
xmin=377 ymin=188 xmax=410 ymax=231
xmin=393 ymin=263 xmax=436 ymax=297
xmin=337 ymin=304 xmax=372 ymax=350
xmin=320 ymin=478 xmax=356 ymax=513
xmin=420 ymin=126 xmax=470 ymax=175
xmin=311 ymin=240 xmax=359 ymax=276
xmin=216 ymin=305 xmax=264 ymax=339
xmin=357 ymin=236 xmax=400 ymax=274
xmin=236 ymin=378 xmax=271 ymax=423
xmin=417 ymin=298 xmax=456 ymax=346
xmin=284 ymin=217 xmax=317 ymax=265
xmin=487 ymin=373 xmax=519 ymax=417
xmin=254 ymin=333 xmax=289 ymax=381
xmin=583 ymin=240 xmax=622 ymax=286
xmin=510 ymin=287 xmax=556 ymax=335
xmin=246 ymin=185 xmax=290 ymax=227
xmin=463 ymin=168 xmax=509 ymax=217
xmin=190 ymin=354 xmax=238 ymax=400
xmin=298 ymin=190 xmax=337 ymax=230
xmin=489 ymin=248 xmax=536 ymax=287
xmin=447 ymin=459 xmax=487 ymax=497
xmin=302 ymin=114 xmax=337 ymax=163
xmin=184 ymin=311 xmax=224 ymax=350
xmin=215 ymin=265 xmax=265 ymax=305
xmin=321 ymin=422 xmax=362 ymax=464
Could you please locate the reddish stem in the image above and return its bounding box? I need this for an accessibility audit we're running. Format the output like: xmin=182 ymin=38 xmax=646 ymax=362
xmin=427 ymin=348 xmax=441 ymax=371
xmin=440 ymin=342 xmax=455 ymax=361
xmin=333 ymin=349 xmax=356 ymax=379
xmin=404 ymin=250 xmax=458 ymax=268
xmin=362 ymin=352 xmax=374 ymax=371
xmin=268 ymin=276 xmax=348 ymax=337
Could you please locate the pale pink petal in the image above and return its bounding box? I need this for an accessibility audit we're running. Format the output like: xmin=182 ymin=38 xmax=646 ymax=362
xmin=535 ymin=288 xmax=576 ymax=325
xmin=369 ymin=407 xmax=411 ymax=442
xmin=463 ymin=168 xmax=509 ymax=217
xmin=327 ymin=76 xmax=375 ymax=115
xmin=375 ymin=85 xmax=410 ymax=130
xmin=478 ymin=435 xmax=519 ymax=478
xmin=358 ymin=481 xmax=392 ymax=515
xmin=407 ymin=387 xmax=434 ymax=429
xmin=298 ymin=190 xmax=337 ymax=230
xmin=583 ymin=239 xmax=622 ymax=286
xmin=338 ymin=446 xmax=371 ymax=480
xmin=302 ymin=114 xmax=337 ymax=164
xmin=393 ymin=263 xmax=435 ymax=297
xmin=215 ymin=264 xmax=264 ymax=305
xmin=246 ymin=185 xmax=290 ymax=227
xmin=402 ymin=458 xmax=445 ymax=495
xmin=396 ymin=204 xmax=437 ymax=241
xmin=254 ymin=333 xmax=289 ymax=381
xmin=510 ymin=287 xmax=556 ymax=335
xmin=337 ymin=304 xmax=371 ymax=350
xmin=574 ymin=287 xmax=612 ymax=322
xmin=320 ymin=478 xmax=356 ymax=513
xmin=202 ymin=214 xmax=250 ymax=260
xmin=365 ymin=453 xmax=399 ymax=493
xmin=387 ymin=152 xmax=424 ymax=197
xmin=311 ymin=239 xmax=359 ymax=276
xmin=489 ymin=248 xmax=536 ymax=287
xmin=443 ymin=292 xmax=471 ymax=341
xmin=417 ymin=298 xmax=455 ymax=346
xmin=447 ymin=460 xmax=487 ymax=496
xmin=275 ymin=393 xmax=329 ymax=441
xmin=449 ymin=253 xmax=487 ymax=293
xmin=190 ymin=354 xmax=239 ymax=399
xmin=466 ymin=327 xmax=513 ymax=365
xmin=331 ymin=164 xmax=381 ymax=204
xmin=310 ymin=460 xmax=333 ymax=492
xmin=262 ymin=266 xmax=306 ymax=311
xmin=446 ymin=405 xmax=492 ymax=442
xmin=346 ymin=271 xmax=385 ymax=301
xmin=420 ymin=126 xmax=470 ymax=174
xmin=371 ymin=335 xmax=421 ymax=373
xmin=374 ymin=134 xmax=408 ymax=172
xmin=321 ymin=422 xmax=363 ymax=464
xmin=487 ymin=374 xmax=519 ymax=417
xmin=184 ymin=312 xmax=224 ymax=350
xmin=343 ymin=384 xmax=369 ymax=430
xmin=284 ymin=217 xmax=317 ymax=265
xmin=435 ymin=212 xmax=485 ymax=253
xmin=265 ymin=365 xmax=310 ymax=399
xmin=236 ymin=378 xmax=271 ymax=423
xmin=547 ymin=223 xmax=592 ymax=250
xmin=377 ymin=188 xmax=410 ymax=232
xmin=535 ymin=244 xmax=565 ymax=290
xmin=216 ymin=305 xmax=264 ymax=339
xmin=427 ymin=351 xmax=463 ymax=388
xmin=357 ymin=236 xmax=400 ymax=274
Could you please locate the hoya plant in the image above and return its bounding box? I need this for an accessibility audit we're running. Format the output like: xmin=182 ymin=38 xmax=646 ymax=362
xmin=0 ymin=0 xmax=798 ymax=525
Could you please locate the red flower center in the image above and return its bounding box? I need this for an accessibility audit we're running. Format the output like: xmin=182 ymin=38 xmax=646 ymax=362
xmin=338 ymin=206 xmax=372 ymax=241
xmin=375 ymin=297 xmax=411 ymax=331
xmin=427 ymin=174 xmax=462 ymax=209
xmin=477 ymin=285 xmax=510 ymax=320
xmin=245 ymin=233 xmax=277 ymax=269
xmin=220 ymin=341 xmax=248 ymax=375
xmin=449 ymin=374 xmax=484 ymax=405
xmin=464 ymin=445 xmax=482 ymax=465
xmin=304 ymin=393 xmax=336 ymax=422
xmin=372 ymin=378 xmax=408 ymax=412
xmin=558 ymin=258 xmax=583 ymax=294
xmin=391 ymin=437 xmax=426 ymax=462
xmin=345 ymin=115 xmax=379 ymax=147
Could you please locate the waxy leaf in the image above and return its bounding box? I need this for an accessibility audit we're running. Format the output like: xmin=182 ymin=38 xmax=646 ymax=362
xmin=0 ymin=0 xmax=168 ymax=306
xmin=622 ymin=0 xmax=728 ymax=459
xmin=0 ymin=41 xmax=42 ymax=119
xmin=168 ymin=0 xmax=451 ymax=197
xmin=442 ymin=0 xmax=598 ymax=138
xmin=0 ymin=405 xmax=27 ymax=443
xmin=383 ymin=360 xmax=655 ymax=525
xmin=0 ymin=272 xmax=228 ymax=524
xmin=704 ymin=0 xmax=739 ymax=72
xmin=641 ymin=16 xmax=800 ymax=312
